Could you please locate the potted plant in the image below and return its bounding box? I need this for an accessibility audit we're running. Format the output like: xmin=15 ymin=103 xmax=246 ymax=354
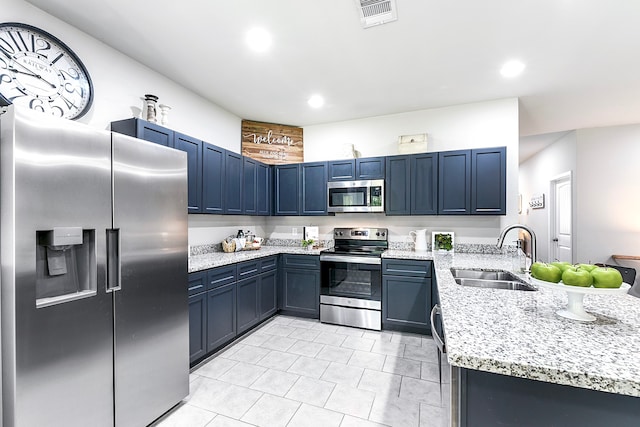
xmin=432 ymin=232 xmax=454 ymax=252
xmin=301 ymin=239 xmax=315 ymax=249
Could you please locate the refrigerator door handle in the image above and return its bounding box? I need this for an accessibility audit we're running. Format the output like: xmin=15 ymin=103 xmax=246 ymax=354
xmin=106 ymin=228 xmax=121 ymax=292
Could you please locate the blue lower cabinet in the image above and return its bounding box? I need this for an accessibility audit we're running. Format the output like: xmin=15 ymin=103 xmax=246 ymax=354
xmin=188 ymin=291 xmax=207 ymax=364
xmin=260 ymin=270 xmax=278 ymax=320
xmin=206 ymin=283 xmax=236 ymax=352
xmin=382 ymin=275 xmax=431 ymax=333
xmin=382 ymin=259 xmax=433 ymax=334
xmin=281 ymin=269 xmax=320 ymax=318
xmin=237 ymin=276 xmax=260 ymax=334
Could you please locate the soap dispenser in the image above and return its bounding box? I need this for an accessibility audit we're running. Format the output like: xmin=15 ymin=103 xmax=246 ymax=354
xmin=512 ymin=239 xmax=526 ymax=273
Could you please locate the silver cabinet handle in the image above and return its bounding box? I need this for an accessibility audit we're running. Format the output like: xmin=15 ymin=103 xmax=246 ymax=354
xmin=430 ymin=304 xmax=446 ymax=353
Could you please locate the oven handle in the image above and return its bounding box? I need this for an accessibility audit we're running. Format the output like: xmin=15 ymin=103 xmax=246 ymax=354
xmin=319 ymin=254 xmax=381 ymax=265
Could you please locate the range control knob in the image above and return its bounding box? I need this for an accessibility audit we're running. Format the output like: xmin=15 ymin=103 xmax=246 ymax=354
xmin=381 ymin=232 xmax=386 ymax=236
xmin=376 ymin=232 xmax=380 ymax=236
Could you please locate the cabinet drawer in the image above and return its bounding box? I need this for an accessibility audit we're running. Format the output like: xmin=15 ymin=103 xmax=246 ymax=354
xmin=188 ymin=271 xmax=207 ymax=296
xmin=260 ymin=255 xmax=278 ymax=273
xmin=238 ymin=260 xmax=260 ymax=279
xmin=382 ymin=259 xmax=432 ymax=278
xmin=282 ymin=254 xmax=320 ymax=270
xmin=207 ymin=264 xmax=237 ymax=289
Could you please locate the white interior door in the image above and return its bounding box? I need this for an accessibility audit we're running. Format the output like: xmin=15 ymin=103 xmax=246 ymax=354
xmin=550 ymin=172 xmax=573 ymax=263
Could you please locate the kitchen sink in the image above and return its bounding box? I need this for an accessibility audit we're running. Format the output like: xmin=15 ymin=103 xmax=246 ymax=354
xmin=450 ymin=268 xmax=520 ymax=281
xmin=450 ymin=268 xmax=536 ymax=291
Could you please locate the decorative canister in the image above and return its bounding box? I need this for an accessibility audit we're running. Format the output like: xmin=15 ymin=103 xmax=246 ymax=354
xmin=158 ymin=104 xmax=171 ymax=125
xmin=144 ymin=94 xmax=159 ymax=123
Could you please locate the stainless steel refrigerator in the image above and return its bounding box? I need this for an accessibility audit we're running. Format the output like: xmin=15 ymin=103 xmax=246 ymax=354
xmin=0 ymin=106 xmax=189 ymax=426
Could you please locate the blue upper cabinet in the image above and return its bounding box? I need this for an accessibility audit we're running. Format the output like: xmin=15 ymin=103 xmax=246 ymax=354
xmin=328 ymin=157 xmax=385 ymax=181
xmin=242 ymin=157 xmax=258 ymax=215
xmin=300 ymin=161 xmax=328 ymax=216
xmin=111 ymin=118 xmax=202 ymax=213
xmin=471 ymin=147 xmax=506 ymax=215
xmin=273 ymin=164 xmax=300 ymax=215
xmin=273 ymin=162 xmax=327 ymax=216
xmin=202 ymin=143 xmax=225 ymax=214
xmin=385 ymin=155 xmax=411 ymax=215
xmin=256 ymin=162 xmax=270 ymax=216
xmin=356 ymin=157 xmax=385 ymax=180
xmin=411 ymin=153 xmax=438 ymax=215
xmin=174 ymin=132 xmax=203 ymax=213
xmin=243 ymin=157 xmax=271 ymax=216
xmin=111 ymin=118 xmax=174 ymax=147
xmin=438 ymin=150 xmax=471 ymax=215
xmin=224 ymin=151 xmax=243 ymax=214
xmin=328 ymin=160 xmax=356 ymax=181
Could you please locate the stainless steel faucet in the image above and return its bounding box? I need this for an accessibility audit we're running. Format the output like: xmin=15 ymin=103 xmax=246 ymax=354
xmin=496 ymin=224 xmax=537 ymax=264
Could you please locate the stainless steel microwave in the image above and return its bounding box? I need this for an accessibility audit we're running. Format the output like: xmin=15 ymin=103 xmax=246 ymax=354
xmin=327 ymin=179 xmax=384 ymax=213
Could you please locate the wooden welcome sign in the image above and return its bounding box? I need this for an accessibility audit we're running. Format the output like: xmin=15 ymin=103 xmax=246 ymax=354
xmin=241 ymin=120 xmax=303 ymax=165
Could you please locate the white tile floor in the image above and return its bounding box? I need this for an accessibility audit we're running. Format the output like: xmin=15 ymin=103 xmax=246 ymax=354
xmin=153 ymin=315 xmax=450 ymax=427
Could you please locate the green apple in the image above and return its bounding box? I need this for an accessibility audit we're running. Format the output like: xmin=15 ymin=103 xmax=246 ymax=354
xmin=550 ymin=261 xmax=572 ymax=273
xmin=531 ymin=263 xmax=562 ymax=283
xmin=577 ymin=263 xmax=598 ymax=272
xmin=591 ymin=267 xmax=623 ymax=288
xmin=530 ymin=262 xmax=543 ymax=277
xmin=562 ymin=266 xmax=593 ymax=287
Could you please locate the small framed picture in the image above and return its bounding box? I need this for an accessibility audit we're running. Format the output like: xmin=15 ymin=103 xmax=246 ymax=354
xmin=432 ymin=231 xmax=454 ymax=252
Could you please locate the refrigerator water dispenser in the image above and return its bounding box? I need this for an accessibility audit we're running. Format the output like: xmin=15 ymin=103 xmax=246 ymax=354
xmin=36 ymin=227 xmax=97 ymax=308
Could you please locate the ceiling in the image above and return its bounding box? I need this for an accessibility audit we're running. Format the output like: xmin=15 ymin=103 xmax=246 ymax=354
xmin=22 ymin=1 xmax=640 ymax=144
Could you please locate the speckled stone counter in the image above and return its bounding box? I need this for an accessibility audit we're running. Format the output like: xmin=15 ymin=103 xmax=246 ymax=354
xmin=383 ymin=250 xmax=640 ymax=397
xmin=189 ymin=246 xmax=325 ymax=273
xmin=190 ymin=247 xmax=640 ymax=397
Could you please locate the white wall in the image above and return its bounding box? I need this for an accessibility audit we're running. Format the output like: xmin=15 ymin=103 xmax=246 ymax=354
xmin=271 ymin=98 xmax=520 ymax=245
xmin=5 ymin=0 xmax=241 ymax=150
xmin=520 ymin=123 xmax=640 ymax=282
xmin=195 ymin=99 xmax=520 ymax=247
xmin=7 ymin=0 xmax=520 ymax=249
xmin=575 ymin=125 xmax=640 ymax=266
xmin=519 ymin=131 xmax=577 ymax=262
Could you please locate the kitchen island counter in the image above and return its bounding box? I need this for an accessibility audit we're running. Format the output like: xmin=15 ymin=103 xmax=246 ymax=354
xmin=433 ymin=252 xmax=640 ymax=398
xmin=383 ymin=250 xmax=640 ymax=398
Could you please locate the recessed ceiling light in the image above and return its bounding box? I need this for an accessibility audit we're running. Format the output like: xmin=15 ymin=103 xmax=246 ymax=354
xmin=246 ymin=28 xmax=272 ymax=53
xmin=308 ymin=95 xmax=324 ymax=108
xmin=500 ymin=60 xmax=525 ymax=78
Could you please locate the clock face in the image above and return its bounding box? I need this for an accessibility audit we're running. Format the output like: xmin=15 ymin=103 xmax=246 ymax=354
xmin=0 ymin=22 xmax=93 ymax=120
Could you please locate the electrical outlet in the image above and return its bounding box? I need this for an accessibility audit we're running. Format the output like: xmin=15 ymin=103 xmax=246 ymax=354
xmin=292 ymin=228 xmax=297 ymax=235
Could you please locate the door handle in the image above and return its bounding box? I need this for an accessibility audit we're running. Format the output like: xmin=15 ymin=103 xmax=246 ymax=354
xmin=106 ymin=229 xmax=121 ymax=292
xmin=552 ymin=238 xmax=559 ymax=242
xmin=430 ymin=304 xmax=446 ymax=353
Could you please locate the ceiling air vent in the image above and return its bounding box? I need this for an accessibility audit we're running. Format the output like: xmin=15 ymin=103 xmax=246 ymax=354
xmin=355 ymin=0 xmax=398 ymax=28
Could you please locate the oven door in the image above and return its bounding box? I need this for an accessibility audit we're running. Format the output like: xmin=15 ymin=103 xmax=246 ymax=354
xmin=320 ymin=255 xmax=381 ymax=301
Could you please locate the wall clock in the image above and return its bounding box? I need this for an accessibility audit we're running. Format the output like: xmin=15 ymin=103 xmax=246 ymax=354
xmin=0 ymin=22 xmax=93 ymax=120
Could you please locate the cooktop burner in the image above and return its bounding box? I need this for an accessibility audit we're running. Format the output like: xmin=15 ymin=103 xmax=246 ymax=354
xmin=329 ymin=227 xmax=388 ymax=257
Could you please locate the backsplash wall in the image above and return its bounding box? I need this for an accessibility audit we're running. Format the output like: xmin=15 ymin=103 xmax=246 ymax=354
xmin=189 ymin=213 xmax=507 ymax=249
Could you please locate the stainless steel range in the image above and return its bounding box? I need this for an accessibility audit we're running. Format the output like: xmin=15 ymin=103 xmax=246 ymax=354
xmin=319 ymin=227 xmax=388 ymax=330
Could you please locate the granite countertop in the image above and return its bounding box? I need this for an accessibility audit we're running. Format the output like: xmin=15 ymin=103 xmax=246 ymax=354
xmin=421 ymin=251 xmax=640 ymax=398
xmin=189 ymin=246 xmax=325 ymax=272
xmin=190 ymin=247 xmax=640 ymax=396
